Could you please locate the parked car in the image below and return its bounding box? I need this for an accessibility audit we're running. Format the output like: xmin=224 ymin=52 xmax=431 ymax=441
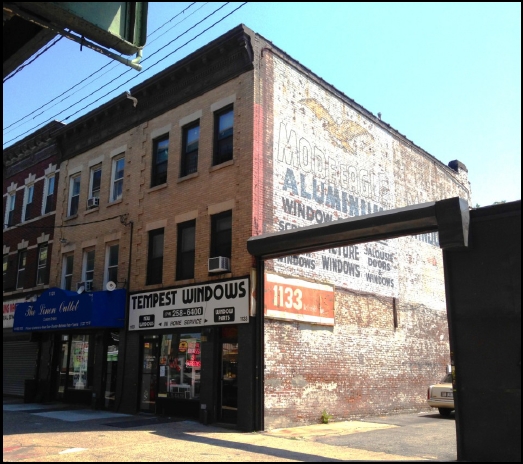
xmin=427 ymin=373 xmax=454 ymax=416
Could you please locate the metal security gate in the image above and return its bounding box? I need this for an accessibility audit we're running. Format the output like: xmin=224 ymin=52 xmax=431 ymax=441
xmin=3 ymin=340 xmax=38 ymax=396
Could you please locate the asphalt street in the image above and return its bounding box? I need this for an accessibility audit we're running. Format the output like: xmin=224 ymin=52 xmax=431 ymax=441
xmin=3 ymin=398 xmax=457 ymax=462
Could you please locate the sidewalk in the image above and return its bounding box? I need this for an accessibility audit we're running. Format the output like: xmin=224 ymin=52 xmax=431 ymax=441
xmin=3 ymin=397 xmax=455 ymax=462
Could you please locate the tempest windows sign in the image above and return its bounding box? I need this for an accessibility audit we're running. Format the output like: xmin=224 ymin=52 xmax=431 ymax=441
xmin=128 ymin=277 xmax=249 ymax=331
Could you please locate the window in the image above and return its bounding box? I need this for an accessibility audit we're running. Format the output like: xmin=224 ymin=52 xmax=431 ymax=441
xmin=83 ymin=248 xmax=95 ymax=287
xmin=62 ymin=254 xmax=74 ymax=290
xmin=111 ymin=156 xmax=125 ymax=201
xmin=89 ymin=165 xmax=102 ymax=201
xmin=158 ymin=333 xmax=201 ymax=400
xmin=43 ymin=174 xmax=55 ymax=214
xmin=23 ymin=184 xmax=34 ymax=222
xmin=105 ymin=243 xmax=119 ymax=285
xmin=5 ymin=193 xmax=16 ymax=228
xmin=68 ymin=174 xmax=81 ymax=216
xmin=214 ymin=105 xmax=234 ymax=165
xmin=3 ymin=254 xmax=8 ymax=288
xmin=16 ymin=250 xmax=27 ymax=289
xmin=211 ymin=211 xmax=232 ymax=258
xmin=36 ymin=244 xmax=49 ymax=285
xmin=151 ymin=135 xmax=169 ymax=187
xmin=181 ymin=122 xmax=200 ymax=177
xmin=176 ymin=220 xmax=195 ymax=280
xmin=146 ymin=228 xmax=164 ymax=285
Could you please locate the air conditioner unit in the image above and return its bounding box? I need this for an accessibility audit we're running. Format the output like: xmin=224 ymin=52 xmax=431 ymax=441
xmin=87 ymin=197 xmax=99 ymax=208
xmin=208 ymin=256 xmax=230 ymax=273
xmin=76 ymin=281 xmax=93 ymax=292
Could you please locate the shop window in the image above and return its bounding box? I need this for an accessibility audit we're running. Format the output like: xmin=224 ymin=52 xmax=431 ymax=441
xmin=111 ymin=155 xmax=125 ymax=201
xmin=57 ymin=334 xmax=93 ymax=399
xmin=43 ymin=174 xmax=55 ymax=214
xmin=62 ymin=253 xmax=74 ymax=290
xmin=4 ymin=192 xmax=16 ymax=228
xmin=180 ymin=122 xmax=199 ymax=177
xmin=146 ymin=228 xmax=164 ymax=285
xmin=23 ymin=184 xmax=34 ymax=222
xmin=213 ymin=105 xmax=234 ymax=165
xmin=176 ymin=220 xmax=195 ymax=280
xmin=68 ymin=174 xmax=81 ymax=216
xmin=16 ymin=250 xmax=27 ymax=289
xmin=36 ymin=244 xmax=48 ymax=285
xmin=105 ymin=243 xmax=119 ymax=285
xmin=151 ymin=135 xmax=169 ymax=187
xmin=158 ymin=332 xmax=201 ymax=400
xmin=211 ymin=210 xmax=232 ymax=259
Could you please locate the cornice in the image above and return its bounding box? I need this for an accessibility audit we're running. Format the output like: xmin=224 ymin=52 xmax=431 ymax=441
xmin=56 ymin=25 xmax=254 ymax=160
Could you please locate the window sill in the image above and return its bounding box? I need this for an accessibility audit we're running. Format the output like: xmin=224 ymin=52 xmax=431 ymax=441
xmin=147 ymin=183 xmax=168 ymax=193
xmin=64 ymin=214 xmax=79 ymax=222
xmin=84 ymin=207 xmax=99 ymax=215
xmin=107 ymin=198 xmax=123 ymax=207
xmin=177 ymin=172 xmax=199 ymax=183
xmin=209 ymin=159 xmax=234 ymax=172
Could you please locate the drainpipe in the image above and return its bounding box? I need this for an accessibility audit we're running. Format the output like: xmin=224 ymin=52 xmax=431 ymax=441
xmin=254 ymin=257 xmax=265 ymax=431
xmin=116 ymin=217 xmax=133 ymax=412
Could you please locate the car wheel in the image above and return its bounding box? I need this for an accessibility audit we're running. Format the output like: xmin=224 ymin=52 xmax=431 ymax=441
xmin=438 ymin=408 xmax=452 ymax=417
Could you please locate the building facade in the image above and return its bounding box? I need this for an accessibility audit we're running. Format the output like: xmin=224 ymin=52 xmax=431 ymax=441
xmin=3 ymin=121 xmax=63 ymax=397
xmin=7 ymin=25 xmax=471 ymax=431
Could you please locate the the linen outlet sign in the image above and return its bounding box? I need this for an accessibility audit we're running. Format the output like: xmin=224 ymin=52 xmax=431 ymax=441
xmin=128 ymin=277 xmax=250 ymax=331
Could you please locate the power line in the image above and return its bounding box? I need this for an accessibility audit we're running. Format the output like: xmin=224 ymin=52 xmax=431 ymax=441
xmin=3 ymin=3 xmax=200 ymax=135
xmin=3 ymin=35 xmax=64 ymax=83
xmin=3 ymin=2 xmax=247 ymax=147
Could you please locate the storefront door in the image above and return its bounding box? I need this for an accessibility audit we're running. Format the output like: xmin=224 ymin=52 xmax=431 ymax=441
xmin=219 ymin=341 xmax=238 ymax=423
xmin=140 ymin=335 xmax=159 ymax=413
xmin=103 ymin=331 xmax=119 ymax=410
xmin=54 ymin=334 xmax=92 ymax=403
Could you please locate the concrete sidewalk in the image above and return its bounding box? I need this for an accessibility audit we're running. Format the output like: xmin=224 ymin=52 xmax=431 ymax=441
xmin=3 ymin=397 xmax=455 ymax=462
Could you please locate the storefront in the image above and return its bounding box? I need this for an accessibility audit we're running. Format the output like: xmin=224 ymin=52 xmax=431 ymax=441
xmin=12 ymin=287 xmax=126 ymax=407
xmin=128 ymin=277 xmax=252 ymax=425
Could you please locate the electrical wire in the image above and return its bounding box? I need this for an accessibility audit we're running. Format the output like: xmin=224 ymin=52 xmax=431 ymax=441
xmin=3 ymin=35 xmax=64 ymax=83
xmin=3 ymin=3 xmax=199 ymax=134
xmin=3 ymin=2 xmax=247 ymax=147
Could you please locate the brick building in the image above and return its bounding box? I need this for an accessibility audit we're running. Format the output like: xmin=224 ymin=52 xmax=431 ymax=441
xmin=3 ymin=121 xmax=63 ymax=396
xmin=8 ymin=25 xmax=471 ymax=431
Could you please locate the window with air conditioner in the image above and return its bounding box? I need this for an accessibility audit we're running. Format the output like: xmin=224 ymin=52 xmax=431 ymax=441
xmin=210 ymin=211 xmax=232 ymax=273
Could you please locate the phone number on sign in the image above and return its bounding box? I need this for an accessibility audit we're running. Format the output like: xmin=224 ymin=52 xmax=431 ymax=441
xmin=163 ymin=307 xmax=203 ymax=318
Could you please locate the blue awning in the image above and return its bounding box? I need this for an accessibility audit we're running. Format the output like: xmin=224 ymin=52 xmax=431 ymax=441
xmin=13 ymin=287 xmax=126 ymax=332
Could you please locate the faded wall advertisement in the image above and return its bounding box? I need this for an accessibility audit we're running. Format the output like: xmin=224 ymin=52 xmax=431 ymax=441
xmin=269 ymin=56 xmax=401 ymax=298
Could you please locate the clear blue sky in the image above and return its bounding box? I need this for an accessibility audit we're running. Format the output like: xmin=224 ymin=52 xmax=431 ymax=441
xmin=3 ymin=2 xmax=521 ymax=207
